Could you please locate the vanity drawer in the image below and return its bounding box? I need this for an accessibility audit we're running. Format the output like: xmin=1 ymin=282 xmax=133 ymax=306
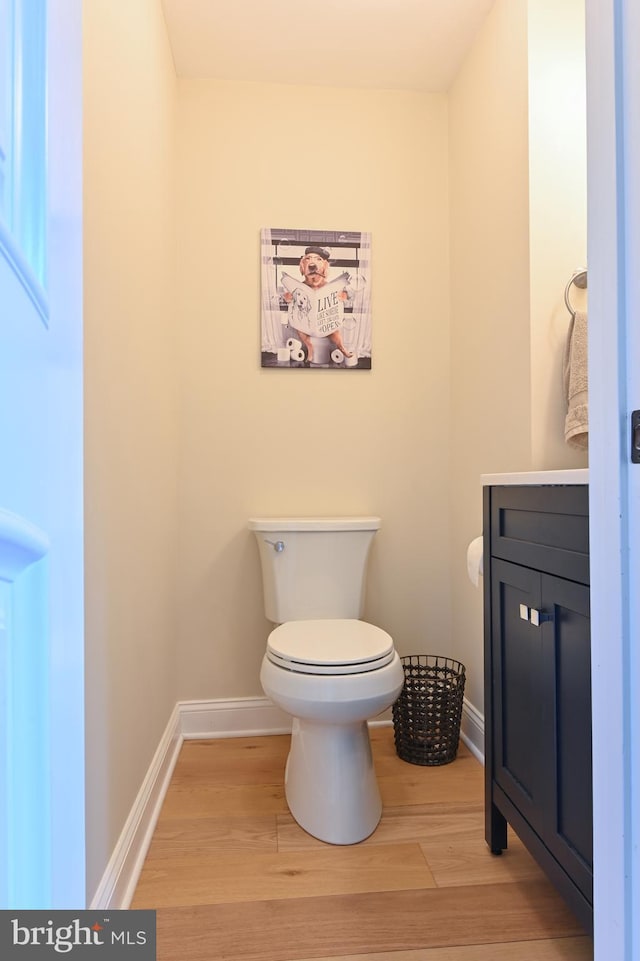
xmin=488 ymin=485 xmax=589 ymax=584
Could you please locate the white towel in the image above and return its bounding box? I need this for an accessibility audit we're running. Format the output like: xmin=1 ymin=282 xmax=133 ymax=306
xmin=563 ymin=309 xmax=588 ymax=450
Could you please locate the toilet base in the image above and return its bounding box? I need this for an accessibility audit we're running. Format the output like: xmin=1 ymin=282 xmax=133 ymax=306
xmin=285 ymin=717 xmax=382 ymax=844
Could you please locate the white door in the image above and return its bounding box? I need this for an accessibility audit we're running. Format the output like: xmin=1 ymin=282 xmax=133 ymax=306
xmin=0 ymin=0 xmax=84 ymax=908
xmin=587 ymin=0 xmax=640 ymax=957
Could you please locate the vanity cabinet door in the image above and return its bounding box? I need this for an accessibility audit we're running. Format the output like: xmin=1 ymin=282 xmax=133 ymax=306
xmin=490 ymin=558 xmax=545 ymax=834
xmin=539 ymin=572 xmax=592 ymax=902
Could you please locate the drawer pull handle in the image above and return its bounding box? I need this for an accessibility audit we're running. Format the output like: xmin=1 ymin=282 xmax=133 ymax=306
xmin=530 ymin=608 xmax=554 ymax=627
xmin=519 ymin=604 xmax=529 ymax=621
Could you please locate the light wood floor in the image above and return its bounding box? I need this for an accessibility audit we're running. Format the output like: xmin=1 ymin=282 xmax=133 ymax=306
xmin=131 ymin=727 xmax=593 ymax=961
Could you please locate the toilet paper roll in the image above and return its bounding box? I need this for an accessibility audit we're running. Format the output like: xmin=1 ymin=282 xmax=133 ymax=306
xmin=331 ymin=349 xmax=345 ymax=364
xmin=344 ymin=352 xmax=358 ymax=368
xmin=466 ymin=536 xmax=484 ymax=588
xmin=290 ymin=348 xmax=306 ymax=363
xmin=277 ymin=347 xmax=291 ymax=363
xmin=286 ymin=337 xmax=302 ymax=350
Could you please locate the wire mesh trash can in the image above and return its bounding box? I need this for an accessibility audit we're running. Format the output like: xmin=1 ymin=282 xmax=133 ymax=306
xmin=392 ymin=655 xmax=466 ymax=766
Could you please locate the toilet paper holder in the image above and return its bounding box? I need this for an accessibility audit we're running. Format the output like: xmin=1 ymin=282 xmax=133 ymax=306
xmin=264 ymin=538 xmax=285 ymax=553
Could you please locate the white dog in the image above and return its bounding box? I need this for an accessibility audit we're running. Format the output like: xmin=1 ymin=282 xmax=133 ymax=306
xmin=290 ymin=287 xmax=312 ymax=329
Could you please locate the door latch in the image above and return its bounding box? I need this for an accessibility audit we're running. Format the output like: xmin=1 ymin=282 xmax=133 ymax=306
xmin=632 ymin=411 xmax=640 ymax=463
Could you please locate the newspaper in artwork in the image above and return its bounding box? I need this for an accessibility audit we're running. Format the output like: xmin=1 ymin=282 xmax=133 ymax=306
xmin=281 ymin=272 xmax=353 ymax=338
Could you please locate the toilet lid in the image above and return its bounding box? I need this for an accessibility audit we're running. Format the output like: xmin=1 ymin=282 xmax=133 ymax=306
xmin=266 ymin=619 xmax=395 ymax=675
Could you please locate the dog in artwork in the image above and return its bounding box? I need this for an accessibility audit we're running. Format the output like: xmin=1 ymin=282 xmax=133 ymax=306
xmin=290 ymin=246 xmax=353 ymax=364
xmin=289 ymin=287 xmax=312 ymax=330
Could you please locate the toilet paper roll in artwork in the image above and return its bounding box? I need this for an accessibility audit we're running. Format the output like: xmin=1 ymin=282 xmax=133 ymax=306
xmin=276 ymin=347 xmax=291 ymax=363
xmin=331 ymin=349 xmax=344 ymax=364
xmin=290 ymin=348 xmax=306 ymax=363
xmin=286 ymin=337 xmax=302 ymax=351
xmin=466 ymin=536 xmax=484 ymax=588
xmin=344 ymin=352 xmax=358 ymax=368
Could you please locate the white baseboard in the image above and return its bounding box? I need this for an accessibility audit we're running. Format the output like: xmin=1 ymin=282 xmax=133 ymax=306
xmin=89 ymin=703 xmax=183 ymax=911
xmin=460 ymin=697 xmax=485 ymax=764
xmin=180 ymin=696 xmax=292 ymax=739
xmin=179 ymin=697 xmax=394 ymax=739
xmin=89 ymin=694 xmax=483 ymax=910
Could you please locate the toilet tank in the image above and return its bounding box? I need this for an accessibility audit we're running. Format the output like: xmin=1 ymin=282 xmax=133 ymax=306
xmin=248 ymin=516 xmax=381 ymax=623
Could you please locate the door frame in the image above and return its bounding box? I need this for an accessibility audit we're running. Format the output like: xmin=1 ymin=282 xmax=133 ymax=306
xmin=586 ymin=0 xmax=640 ymax=956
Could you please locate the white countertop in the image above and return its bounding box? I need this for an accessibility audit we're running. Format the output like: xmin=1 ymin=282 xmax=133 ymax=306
xmin=481 ymin=468 xmax=588 ymax=486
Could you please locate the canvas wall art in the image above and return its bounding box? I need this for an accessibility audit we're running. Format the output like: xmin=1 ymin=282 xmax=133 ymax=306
xmin=260 ymin=228 xmax=372 ymax=369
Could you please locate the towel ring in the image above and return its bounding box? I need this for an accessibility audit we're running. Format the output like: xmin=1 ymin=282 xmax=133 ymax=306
xmin=564 ymin=268 xmax=588 ymax=315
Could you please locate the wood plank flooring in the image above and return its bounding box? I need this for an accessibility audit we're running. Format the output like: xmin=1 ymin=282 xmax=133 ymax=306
xmin=131 ymin=727 xmax=593 ymax=961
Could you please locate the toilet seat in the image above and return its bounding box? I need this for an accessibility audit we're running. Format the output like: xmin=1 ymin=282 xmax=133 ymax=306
xmin=266 ymin=619 xmax=395 ymax=675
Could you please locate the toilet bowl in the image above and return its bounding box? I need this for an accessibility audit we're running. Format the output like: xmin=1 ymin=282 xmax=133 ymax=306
xmin=308 ymin=336 xmax=332 ymax=365
xmin=260 ymin=619 xmax=404 ymax=844
xmin=249 ymin=516 xmax=404 ymax=845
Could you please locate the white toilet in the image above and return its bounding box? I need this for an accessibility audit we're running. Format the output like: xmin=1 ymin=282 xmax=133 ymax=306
xmin=248 ymin=515 xmax=404 ymax=845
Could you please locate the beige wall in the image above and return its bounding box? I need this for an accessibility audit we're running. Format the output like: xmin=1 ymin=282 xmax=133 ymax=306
xmin=174 ymin=80 xmax=453 ymax=699
xmin=83 ymin=0 xmax=179 ymax=901
xmin=448 ymin=0 xmax=587 ymax=713
xmin=449 ymin=0 xmax=531 ymax=713
xmin=528 ymin=0 xmax=587 ymax=470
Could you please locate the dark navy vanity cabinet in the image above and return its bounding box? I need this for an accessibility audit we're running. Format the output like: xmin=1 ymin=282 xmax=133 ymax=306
xmin=483 ymin=483 xmax=592 ymax=933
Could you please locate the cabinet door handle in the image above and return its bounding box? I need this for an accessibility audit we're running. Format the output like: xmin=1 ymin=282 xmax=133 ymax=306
xmin=530 ymin=608 xmax=554 ymax=627
xmin=519 ymin=604 xmax=530 ymax=621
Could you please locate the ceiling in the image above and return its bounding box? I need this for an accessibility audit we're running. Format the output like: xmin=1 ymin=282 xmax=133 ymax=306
xmin=161 ymin=0 xmax=495 ymax=92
